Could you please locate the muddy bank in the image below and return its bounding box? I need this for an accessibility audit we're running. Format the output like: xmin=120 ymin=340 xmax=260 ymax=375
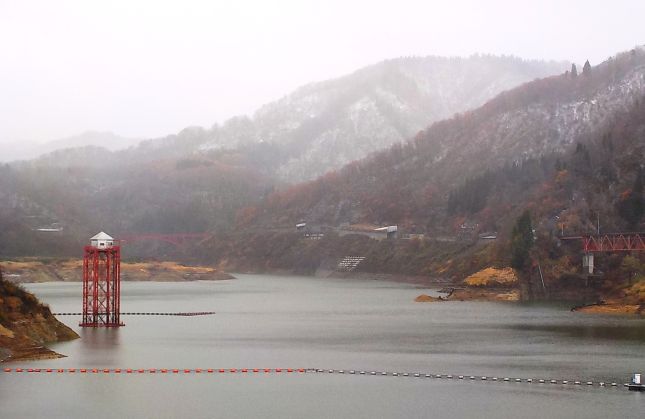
xmin=1 ymin=259 xmax=234 ymax=283
xmin=572 ymin=303 xmax=643 ymax=316
xmin=448 ymin=287 xmax=520 ymax=302
xmin=572 ymin=282 xmax=645 ymax=316
xmin=414 ymin=294 xmax=445 ymax=302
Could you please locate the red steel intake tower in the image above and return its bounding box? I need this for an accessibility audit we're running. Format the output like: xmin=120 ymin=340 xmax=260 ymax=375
xmin=81 ymin=232 xmax=124 ymax=327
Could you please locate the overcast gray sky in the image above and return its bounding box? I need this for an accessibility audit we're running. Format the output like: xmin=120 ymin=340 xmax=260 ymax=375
xmin=1 ymin=0 xmax=643 ymax=145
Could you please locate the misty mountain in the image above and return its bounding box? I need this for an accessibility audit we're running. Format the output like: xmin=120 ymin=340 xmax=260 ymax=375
xmin=245 ymin=47 xmax=645 ymax=232
xmin=122 ymin=55 xmax=569 ymax=181
xmin=10 ymin=50 xmax=645 ymax=262
xmin=1 ymin=131 xmax=140 ymax=163
xmin=41 ymin=131 xmax=141 ymax=154
xmin=196 ymin=47 xmax=644 ymax=283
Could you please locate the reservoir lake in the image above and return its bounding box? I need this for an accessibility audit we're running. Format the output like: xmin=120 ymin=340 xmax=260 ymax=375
xmin=1 ymin=274 xmax=644 ymax=418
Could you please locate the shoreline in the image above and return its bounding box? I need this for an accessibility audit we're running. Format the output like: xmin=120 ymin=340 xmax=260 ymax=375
xmin=1 ymin=259 xmax=235 ymax=283
xmin=572 ymin=302 xmax=644 ymax=316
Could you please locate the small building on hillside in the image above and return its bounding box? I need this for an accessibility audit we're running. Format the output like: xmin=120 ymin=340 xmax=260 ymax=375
xmin=374 ymin=225 xmax=398 ymax=239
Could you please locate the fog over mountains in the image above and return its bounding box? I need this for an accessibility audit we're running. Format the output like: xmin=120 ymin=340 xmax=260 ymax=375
xmin=14 ymin=55 xmax=567 ymax=181
xmin=127 ymin=55 xmax=569 ymax=181
xmin=5 ymin=48 xmax=644 ymax=261
xmin=249 ymin=47 xmax=645 ymax=231
xmin=2 ymin=131 xmax=141 ymax=163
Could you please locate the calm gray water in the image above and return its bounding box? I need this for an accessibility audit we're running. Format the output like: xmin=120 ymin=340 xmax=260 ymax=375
xmin=1 ymin=274 xmax=643 ymax=418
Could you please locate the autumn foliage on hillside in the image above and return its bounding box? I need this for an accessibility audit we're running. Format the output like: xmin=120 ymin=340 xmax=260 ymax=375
xmin=218 ymin=50 xmax=645 ymax=292
xmin=242 ymin=48 xmax=645 ymax=236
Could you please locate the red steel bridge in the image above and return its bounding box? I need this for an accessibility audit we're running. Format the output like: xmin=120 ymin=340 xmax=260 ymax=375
xmin=118 ymin=233 xmax=212 ymax=247
xmin=561 ymin=233 xmax=645 ymax=253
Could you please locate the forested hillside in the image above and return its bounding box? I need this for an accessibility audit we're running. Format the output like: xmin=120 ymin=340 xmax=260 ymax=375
xmin=202 ymin=48 xmax=645 ymax=295
xmin=0 ymin=54 xmax=567 ymax=258
xmin=242 ymin=48 xmax=645 ymax=233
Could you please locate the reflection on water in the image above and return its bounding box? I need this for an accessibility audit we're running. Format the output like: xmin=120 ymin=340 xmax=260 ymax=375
xmin=0 ymin=275 xmax=642 ymax=418
xmin=505 ymin=324 xmax=645 ymax=341
xmin=79 ymin=328 xmax=122 ymax=348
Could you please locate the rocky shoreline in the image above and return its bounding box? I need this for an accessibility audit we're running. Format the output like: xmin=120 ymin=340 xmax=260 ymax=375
xmin=412 ymin=267 xmax=644 ymax=316
xmin=1 ymin=271 xmax=79 ymax=363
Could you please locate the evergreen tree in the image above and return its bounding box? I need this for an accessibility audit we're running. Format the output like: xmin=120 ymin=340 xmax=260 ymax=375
xmin=583 ymin=60 xmax=591 ymax=76
xmin=617 ymin=170 xmax=644 ymax=228
xmin=571 ymin=63 xmax=578 ymax=78
xmin=510 ymin=210 xmax=534 ymax=271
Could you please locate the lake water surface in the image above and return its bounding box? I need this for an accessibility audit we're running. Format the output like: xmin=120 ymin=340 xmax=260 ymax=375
xmin=1 ymin=274 xmax=643 ymax=418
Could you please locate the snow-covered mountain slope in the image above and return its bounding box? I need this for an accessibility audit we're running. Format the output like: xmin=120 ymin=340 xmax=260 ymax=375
xmin=249 ymin=47 xmax=645 ymax=228
xmin=130 ymin=55 xmax=568 ymax=181
xmin=424 ymin=52 xmax=645 ymax=187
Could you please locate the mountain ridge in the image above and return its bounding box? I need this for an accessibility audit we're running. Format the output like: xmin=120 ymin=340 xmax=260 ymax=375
xmin=244 ymin=47 xmax=645 ymax=231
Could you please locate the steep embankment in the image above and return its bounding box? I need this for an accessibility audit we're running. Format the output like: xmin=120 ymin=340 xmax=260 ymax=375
xmin=0 ymin=268 xmax=78 ymax=362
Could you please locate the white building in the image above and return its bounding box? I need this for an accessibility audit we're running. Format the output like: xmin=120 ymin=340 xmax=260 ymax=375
xmin=90 ymin=231 xmax=115 ymax=249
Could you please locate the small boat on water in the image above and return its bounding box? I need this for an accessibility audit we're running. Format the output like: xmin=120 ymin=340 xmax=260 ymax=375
xmin=628 ymin=373 xmax=644 ymax=392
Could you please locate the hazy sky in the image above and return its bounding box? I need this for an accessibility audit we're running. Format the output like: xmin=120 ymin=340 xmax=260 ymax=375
xmin=1 ymin=0 xmax=643 ymax=144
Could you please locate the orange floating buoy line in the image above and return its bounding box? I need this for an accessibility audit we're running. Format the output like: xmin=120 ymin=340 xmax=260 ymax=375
xmin=53 ymin=312 xmax=216 ymax=316
xmin=2 ymin=368 xmax=311 ymax=374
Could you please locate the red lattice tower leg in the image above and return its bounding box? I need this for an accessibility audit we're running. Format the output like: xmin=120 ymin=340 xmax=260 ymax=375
xmin=81 ymin=245 xmax=123 ymax=327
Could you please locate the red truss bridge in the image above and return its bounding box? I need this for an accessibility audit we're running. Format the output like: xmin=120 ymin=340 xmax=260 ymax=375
xmin=561 ymin=233 xmax=645 ymax=253
xmin=118 ymin=233 xmax=212 ymax=247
